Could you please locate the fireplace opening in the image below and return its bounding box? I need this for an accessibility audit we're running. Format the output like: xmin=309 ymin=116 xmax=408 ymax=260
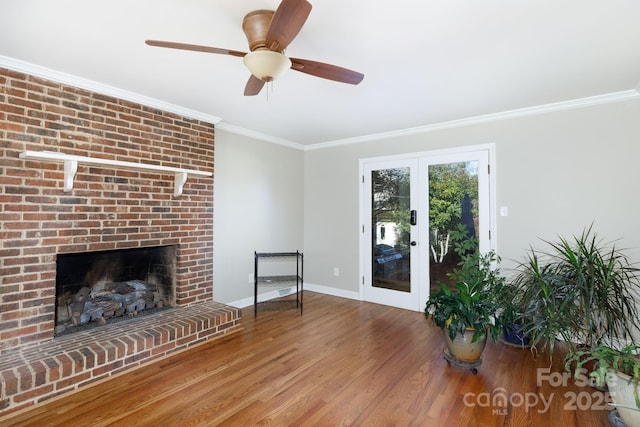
xmin=55 ymin=245 xmax=177 ymax=336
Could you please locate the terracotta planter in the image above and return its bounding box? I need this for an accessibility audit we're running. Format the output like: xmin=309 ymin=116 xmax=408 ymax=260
xmin=607 ymin=370 xmax=640 ymax=427
xmin=443 ymin=328 xmax=487 ymax=363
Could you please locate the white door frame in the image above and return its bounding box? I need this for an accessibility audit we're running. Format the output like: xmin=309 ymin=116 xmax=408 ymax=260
xmin=358 ymin=143 xmax=497 ymax=311
xmin=361 ymin=158 xmax=420 ymax=310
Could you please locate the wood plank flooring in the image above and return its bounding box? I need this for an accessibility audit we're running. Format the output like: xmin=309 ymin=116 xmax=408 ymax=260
xmin=0 ymin=292 xmax=612 ymax=426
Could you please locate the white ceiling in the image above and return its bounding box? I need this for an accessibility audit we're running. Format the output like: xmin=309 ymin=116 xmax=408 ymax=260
xmin=2 ymin=0 xmax=640 ymax=147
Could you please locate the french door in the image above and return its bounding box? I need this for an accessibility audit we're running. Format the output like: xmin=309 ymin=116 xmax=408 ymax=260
xmin=362 ymin=158 xmax=420 ymax=310
xmin=360 ymin=146 xmax=493 ymax=311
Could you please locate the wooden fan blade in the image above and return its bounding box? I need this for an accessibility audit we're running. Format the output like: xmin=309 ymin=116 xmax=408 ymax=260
xmin=145 ymin=40 xmax=246 ymax=58
xmin=265 ymin=0 xmax=312 ymax=52
xmin=244 ymin=75 xmax=266 ymax=96
xmin=289 ymin=58 xmax=364 ymax=85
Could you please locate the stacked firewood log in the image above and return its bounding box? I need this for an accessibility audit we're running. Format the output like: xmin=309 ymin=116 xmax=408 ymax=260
xmin=56 ymin=280 xmax=162 ymax=333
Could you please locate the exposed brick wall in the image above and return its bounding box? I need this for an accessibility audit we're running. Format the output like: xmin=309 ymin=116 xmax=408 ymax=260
xmin=0 ymin=67 xmax=215 ymax=355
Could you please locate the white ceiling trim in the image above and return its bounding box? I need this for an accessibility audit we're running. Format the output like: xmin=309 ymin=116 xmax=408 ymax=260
xmin=215 ymin=121 xmax=303 ymax=150
xmin=0 ymin=55 xmax=222 ymax=125
xmin=305 ymin=89 xmax=640 ymax=151
xmin=2 ymin=55 xmax=638 ymax=153
xmin=220 ymin=88 xmax=640 ymax=152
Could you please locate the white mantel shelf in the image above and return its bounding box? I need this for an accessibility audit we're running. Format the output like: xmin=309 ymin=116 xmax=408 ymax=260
xmin=19 ymin=150 xmax=212 ymax=196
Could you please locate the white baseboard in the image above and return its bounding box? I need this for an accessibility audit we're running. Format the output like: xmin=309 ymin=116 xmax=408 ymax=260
xmin=226 ymin=287 xmax=295 ymax=309
xmin=304 ymin=283 xmax=361 ymax=301
xmin=226 ymin=283 xmax=360 ymax=309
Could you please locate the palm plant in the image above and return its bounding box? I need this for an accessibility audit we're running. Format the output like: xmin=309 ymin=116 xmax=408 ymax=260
xmin=512 ymin=251 xmax=580 ymax=358
xmin=550 ymin=225 xmax=640 ymax=350
xmin=514 ymin=225 xmax=640 ymax=360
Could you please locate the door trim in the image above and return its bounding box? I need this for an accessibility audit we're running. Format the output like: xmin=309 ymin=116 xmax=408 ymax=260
xmin=361 ymin=158 xmax=420 ymax=310
xmin=358 ymin=143 xmax=497 ymax=311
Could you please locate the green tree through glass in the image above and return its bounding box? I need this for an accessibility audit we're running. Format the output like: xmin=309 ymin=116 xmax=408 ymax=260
xmin=429 ymin=162 xmax=478 ymax=263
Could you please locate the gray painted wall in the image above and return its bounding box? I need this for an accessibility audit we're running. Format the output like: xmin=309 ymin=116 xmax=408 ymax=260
xmin=304 ymin=98 xmax=640 ymax=298
xmin=214 ymin=98 xmax=640 ymax=307
xmin=213 ymin=129 xmax=304 ymax=304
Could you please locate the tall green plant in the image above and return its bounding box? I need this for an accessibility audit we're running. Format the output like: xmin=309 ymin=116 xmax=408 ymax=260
xmin=549 ymin=225 xmax=640 ymax=349
xmin=513 ymin=251 xmax=580 ymax=359
xmin=515 ymin=225 xmax=640 ymax=361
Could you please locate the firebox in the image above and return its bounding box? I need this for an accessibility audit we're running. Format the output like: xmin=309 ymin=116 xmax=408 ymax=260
xmin=55 ymin=245 xmax=177 ymax=335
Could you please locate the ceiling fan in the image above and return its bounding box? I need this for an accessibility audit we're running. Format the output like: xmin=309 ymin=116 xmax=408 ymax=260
xmin=146 ymin=0 xmax=364 ymax=96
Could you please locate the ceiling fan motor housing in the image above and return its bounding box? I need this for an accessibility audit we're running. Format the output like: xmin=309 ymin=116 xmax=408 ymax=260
xmin=242 ymin=10 xmax=275 ymax=52
xmin=242 ymin=9 xmax=292 ymax=82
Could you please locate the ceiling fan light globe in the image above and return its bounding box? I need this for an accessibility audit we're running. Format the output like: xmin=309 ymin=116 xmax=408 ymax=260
xmin=243 ymin=50 xmax=291 ymax=82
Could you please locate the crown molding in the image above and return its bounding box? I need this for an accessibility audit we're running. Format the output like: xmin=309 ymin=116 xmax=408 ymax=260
xmin=0 ymin=55 xmax=222 ymax=125
xmin=215 ymin=122 xmax=304 ymax=150
xmin=305 ymin=89 xmax=640 ymax=151
xmin=3 ymin=55 xmax=638 ymax=151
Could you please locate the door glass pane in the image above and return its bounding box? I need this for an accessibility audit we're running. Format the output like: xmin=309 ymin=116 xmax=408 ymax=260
xmin=371 ymin=168 xmax=411 ymax=292
xmin=428 ymin=161 xmax=479 ymax=293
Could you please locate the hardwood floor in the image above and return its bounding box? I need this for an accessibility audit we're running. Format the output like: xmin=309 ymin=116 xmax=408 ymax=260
xmin=0 ymin=292 xmax=611 ymax=426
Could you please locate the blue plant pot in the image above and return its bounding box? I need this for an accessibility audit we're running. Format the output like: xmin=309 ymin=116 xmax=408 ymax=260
xmin=501 ymin=323 xmax=531 ymax=348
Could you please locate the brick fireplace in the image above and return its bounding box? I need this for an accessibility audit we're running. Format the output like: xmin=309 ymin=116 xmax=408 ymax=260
xmin=55 ymin=245 xmax=178 ymax=334
xmin=0 ymin=67 xmax=241 ymax=415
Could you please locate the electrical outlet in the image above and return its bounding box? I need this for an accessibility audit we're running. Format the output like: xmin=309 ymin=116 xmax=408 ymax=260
xmin=248 ymin=273 xmax=253 ymax=283
xmin=333 ymin=267 xmax=340 ymax=276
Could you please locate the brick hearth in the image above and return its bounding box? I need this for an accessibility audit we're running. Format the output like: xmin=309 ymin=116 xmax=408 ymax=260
xmin=0 ymin=301 xmax=241 ymax=415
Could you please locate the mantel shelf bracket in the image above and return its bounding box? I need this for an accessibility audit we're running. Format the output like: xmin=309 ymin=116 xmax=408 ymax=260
xmin=174 ymin=172 xmax=188 ymax=197
xmin=19 ymin=150 xmax=212 ymax=197
xmin=64 ymin=159 xmax=78 ymax=192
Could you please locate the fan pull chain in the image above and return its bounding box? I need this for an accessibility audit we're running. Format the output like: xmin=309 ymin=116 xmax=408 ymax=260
xmin=265 ymin=80 xmax=274 ymax=101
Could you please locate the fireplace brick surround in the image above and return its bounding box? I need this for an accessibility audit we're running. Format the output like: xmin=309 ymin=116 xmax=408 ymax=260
xmin=0 ymin=67 xmax=242 ymax=415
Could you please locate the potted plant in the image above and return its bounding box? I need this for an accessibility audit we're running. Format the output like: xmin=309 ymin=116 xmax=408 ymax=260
xmin=514 ymin=225 xmax=640 ymax=361
xmin=511 ymin=249 xmax=579 ymax=360
xmin=425 ymin=225 xmax=504 ymax=363
xmin=565 ymin=343 xmax=640 ymax=426
xmin=495 ymin=283 xmax=531 ymax=348
xmin=552 ymin=225 xmax=640 ymax=351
